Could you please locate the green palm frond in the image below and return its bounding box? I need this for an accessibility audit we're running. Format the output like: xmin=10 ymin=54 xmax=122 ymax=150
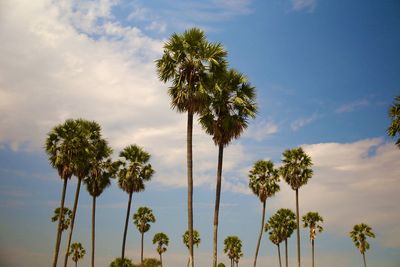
xmin=153 ymin=232 xmax=169 ymax=255
xmin=183 ymin=229 xmax=201 ymax=249
xmin=133 ymin=207 xmax=156 ymax=234
xmin=302 ymin=211 xmax=324 ymax=241
xmin=280 ymin=147 xmax=313 ymax=190
xmin=248 ymin=160 xmax=280 ymax=202
xmin=387 ymin=96 xmax=400 ymax=148
xmin=350 ymin=223 xmax=375 ymax=254
xmin=223 ymin=236 xmax=243 ymax=262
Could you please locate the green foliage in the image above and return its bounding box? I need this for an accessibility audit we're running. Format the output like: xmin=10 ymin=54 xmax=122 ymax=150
xmin=248 ymin=160 xmax=280 ymax=202
xmin=350 ymin=223 xmax=375 ymax=254
xmin=223 ymin=236 xmax=243 ymax=263
xmin=133 ymin=207 xmax=156 ymax=234
xmin=199 ymin=68 xmax=257 ymax=147
xmin=280 ymin=147 xmax=313 ymax=190
xmin=117 ymin=145 xmax=154 ymax=194
xmin=156 ymin=27 xmax=227 ymax=114
xmin=51 ymin=207 xmax=72 ymax=231
xmin=109 ymin=257 xmax=134 ymax=267
xmin=182 ymin=229 xmax=201 ymax=249
xmin=133 ymin=258 xmax=161 ymax=267
xmin=387 ymin=95 xmax=400 ymax=148
xmin=265 ymin=208 xmax=297 ymax=243
xmin=217 ymin=263 xmax=226 ymax=267
xmin=302 ymin=211 xmax=324 ymax=241
xmin=68 ymin=242 xmax=85 ymax=264
xmin=153 ymin=232 xmax=169 ymax=255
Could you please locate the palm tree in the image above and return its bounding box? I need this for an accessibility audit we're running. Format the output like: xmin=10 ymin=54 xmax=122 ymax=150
xmin=51 ymin=207 xmax=72 ymax=232
xmin=156 ymin=27 xmax=227 ymax=267
xmin=63 ymin=119 xmax=105 ymax=267
xmin=266 ymin=229 xmax=283 ymax=267
xmin=69 ymin=242 xmax=86 ymax=267
xmin=266 ymin=208 xmax=297 ymax=267
xmin=224 ymin=236 xmax=243 ymax=267
xmin=387 ymin=95 xmax=400 ymax=148
xmin=350 ymin=223 xmax=375 ymax=267
xmin=302 ymin=212 xmax=323 ymax=267
xmin=218 ymin=263 xmax=226 ymax=267
xmin=248 ymin=160 xmax=280 ymax=267
xmin=183 ymin=229 xmax=201 ymax=267
xmin=118 ymin=145 xmax=154 ymax=264
xmin=46 ymin=119 xmax=81 ymax=267
xmin=133 ymin=207 xmax=156 ymax=266
xmin=199 ymin=68 xmax=257 ymax=267
xmin=280 ymin=147 xmax=313 ymax=267
xmin=152 ymin=232 xmax=169 ymax=267
xmin=109 ymin=257 xmax=134 ymax=267
xmin=84 ymin=139 xmax=115 ymax=267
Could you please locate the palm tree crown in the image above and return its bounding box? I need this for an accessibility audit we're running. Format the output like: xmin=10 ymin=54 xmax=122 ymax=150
xmin=302 ymin=212 xmax=324 ymax=241
xmin=153 ymin=232 xmax=169 ymax=255
xmin=387 ymin=95 xmax=400 ymax=148
xmin=133 ymin=207 xmax=156 ymax=234
xmin=156 ymin=27 xmax=227 ymax=114
xmin=118 ymin=145 xmax=154 ymax=194
xmin=249 ymin=160 xmax=280 ymax=202
xmin=69 ymin=242 xmax=86 ymax=265
xmin=350 ymin=223 xmax=375 ymax=254
xmin=280 ymin=147 xmax=313 ymax=190
xmin=224 ymin=236 xmax=243 ymax=261
xmin=51 ymin=207 xmax=72 ymax=231
xmin=199 ymin=68 xmax=257 ymax=147
xmin=266 ymin=208 xmax=297 ymax=242
xmin=183 ymin=230 xmax=201 ymax=249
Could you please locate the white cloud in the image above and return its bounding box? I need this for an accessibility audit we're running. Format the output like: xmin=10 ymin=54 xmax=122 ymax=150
xmin=290 ymin=113 xmax=321 ymax=131
xmin=336 ymin=99 xmax=369 ymax=113
xmin=290 ymin=0 xmax=316 ymax=12
xmin=244 ymin=119 xmax=278 ymax=141
xmin=270 ymin=138 xmax=400 ymax=248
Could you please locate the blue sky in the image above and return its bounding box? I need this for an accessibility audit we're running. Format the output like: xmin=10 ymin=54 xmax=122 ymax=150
xmin=0 ymin=0 xmax=399 ymax=266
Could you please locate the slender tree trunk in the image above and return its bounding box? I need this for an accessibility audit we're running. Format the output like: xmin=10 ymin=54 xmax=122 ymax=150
xmin=295 ymin=189 xmax=301 ymax=267
xmin=277 ymin=244 xmax=282 ymax=267
xmin=213 ymin=144 xmax=224 ymax=267
xmin=187 ymin=111 xmax=194 ymax=267
xmin=253 ymin=200 xmax=266 ymax=267
xmin=52 ymin=178 xmax=68 ymax=267
xmin=312 ymin=239 xmax=314 ymax=267
xmin=159 ymin=253 xmax=163 ymax=267
xmin=231 ymin=258 xmax=233 ymax=267
xmin=141 ymin=232 xmax=144 ymax=267
xmin=63 ymin=178 xmax=82 ymax=267
xmin=285 ymin=239 xmax=288 ymax=267
xmin=75 ymin=261 xmax=77 ymax=267
xmin=121 ymin=192 xmax=133 ymax=263
xmin=362 ymin=252 xmax=366 ymax=267
xmin=91 ymin=196 xmax=96 ymax=267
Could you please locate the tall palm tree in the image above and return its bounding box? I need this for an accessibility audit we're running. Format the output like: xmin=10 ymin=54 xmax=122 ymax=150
xmin=46 ymin=119 xmax=81 ymax=267
xmin=84 ymin=139 xmax=115 ymax=267
xmin=63 ymin=119 xmax=105 ymax=267
xmin=350 ymin=223 xmax=375 ymax=267
xmin=69 ymin=242 xmax=86 ymax=267
xmin=152 ymin=232 xmax=169 ymax=267
xmin=118 ymin=145 xmax=154 ymax=264
xmin=265 ymin=229 xmax=283 ymax=267
xmin=266 ymin=208 xmax=296 ymax=267
xmin=224 ymin=236 xmax=243 ymax=267
xmin=302 ymin=212 xmax=323 ymax=267
xmin=183 ymin=229 xmax=201 ymax=267
xmin=199 ymin=68 xmax=257 ymax=267
xmin=156 ymin=27 xmax=227 ymax=267
xmin=51 ymin=207 xmax=72 ymax=232
xmin=133 ymin=207 xmax=156 ymax=267
xmin=280 ymin=147 xmax=313 ymax=267
xmin=248 ymin=160 xmax=280 ymax=267
xmin=387 ymin=95 xmax=400 ymax=148
xmin=109 ymin=257 xmax=134 ymax=267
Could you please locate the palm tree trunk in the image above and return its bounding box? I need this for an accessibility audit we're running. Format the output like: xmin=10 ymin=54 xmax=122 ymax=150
xmin=253 ymin=200 xmax=266 ymax=267
xmin=75 ymin=260 xmax=77 ymax=267
xmin=52 ymin=178 xmax=68 ymax=267
xmin=278 ymin=244 xmax=282 ymax=267
xmin=362 ymin=252 xmax=366 ymax=267
xmin=160 ymin=253 xmax=163 ymax=267
xmin=141 ymin=232 xmax=144 ymax=267
xmin=213 ymin=144 xmax=224 ymax=267
xmin=285 ymin=239 xmax=288 ymax=267
xmin=295 ymin=189 xmax=301 ymax=267
xmin=312 ymin=239 xmax=314 ymax=267
xmin=91 ymin=195 xmax=96 ymax=267
xmin=231 ymin=258 xmax=233 ymax=267
xmin=187 ymin=111 xmax=194 ymax=267
xmin=121 ymin=191 xmax=133 ymax=263
xmin=63 ymin=178 xmax=82 ymax=267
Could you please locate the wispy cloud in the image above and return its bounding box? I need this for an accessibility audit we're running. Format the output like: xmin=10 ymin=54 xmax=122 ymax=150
xmin=244 ymin=119 xmax=278 ymax=141
xmin=290 ymin=113 xmax=321 ymax=131
xmin=336 ymin=98 xmax=369 ymax=113
xmin=290 ymin=0 xmax=317 ymax=12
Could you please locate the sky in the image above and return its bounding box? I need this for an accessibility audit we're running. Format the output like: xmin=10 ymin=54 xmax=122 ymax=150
xmin=0 ymin=0 xmax=399 ymax=266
